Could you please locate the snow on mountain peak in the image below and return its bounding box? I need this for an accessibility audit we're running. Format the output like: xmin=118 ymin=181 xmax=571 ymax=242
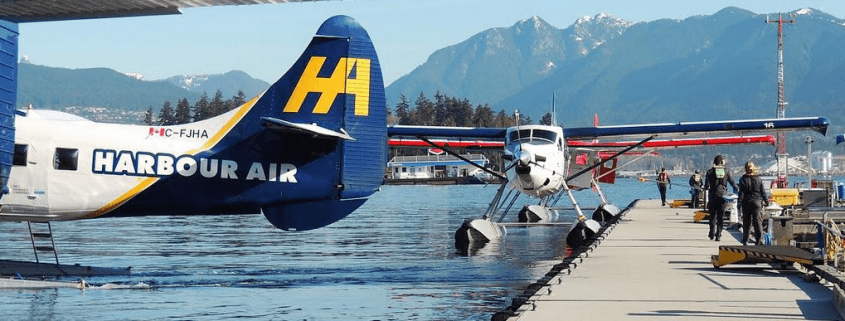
xmin=576 ymin=15 xmax=592 ymax=24
xmin=795 ymin=8 xmax=813 ymax=15
xmin=176 ymin=74 xmax=210 ymax=90
xmin=123 ymin=72 xmax=144 ymax=80
xmin=517 ymin=15 xmax=549 ymax=30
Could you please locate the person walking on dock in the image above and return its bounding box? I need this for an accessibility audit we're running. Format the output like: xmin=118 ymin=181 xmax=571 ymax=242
xmin=689 ymin=170 xmax=702 ymax=208
xmin=738 ymin=162 xmax=768 ymax=246
xmin=657 ymin=168 xmax=671 ymax=206
xmin=704 ymin=155 xmax=738 ymax=241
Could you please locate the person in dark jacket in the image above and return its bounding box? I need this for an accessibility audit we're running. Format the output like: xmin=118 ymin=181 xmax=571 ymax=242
xmin=657 ymin=168 xmax=671 ymax=206
xmin=689 ymin=170 xmax=702 ymax=208
xmin=738 ymin=161 xmax=769 ymax=246
xmin=703 ymin=155 xmax=738 ymax=241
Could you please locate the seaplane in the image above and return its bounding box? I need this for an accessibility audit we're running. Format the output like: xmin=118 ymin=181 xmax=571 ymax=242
xmin=1 ymin=16 xmax=387 ymax=235
xmin=387 ymin=107 xmax=830 ymax=249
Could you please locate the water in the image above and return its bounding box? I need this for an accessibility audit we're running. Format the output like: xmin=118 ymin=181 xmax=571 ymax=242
xmin=0 ymin=178 xmax=687 ymax=320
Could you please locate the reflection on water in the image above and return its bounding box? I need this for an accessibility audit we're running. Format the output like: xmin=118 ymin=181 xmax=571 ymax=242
xmin=0 ymin=179 xmax=660 ymax=320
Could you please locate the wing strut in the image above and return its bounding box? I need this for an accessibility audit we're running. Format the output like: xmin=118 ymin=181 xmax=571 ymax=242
xmin=415 ymin=136 xmax=506 ymax=181
xmin=566 ymin=135 xmax=655 ymax=182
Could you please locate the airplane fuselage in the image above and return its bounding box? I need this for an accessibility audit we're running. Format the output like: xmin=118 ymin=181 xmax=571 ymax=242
xmin=0 ymin=16 xmax=389 ymax=233
xmin=504 ymin=125 xmax=567 ymax=198
xmin=1 ymin=102 xmax=302 ymax=222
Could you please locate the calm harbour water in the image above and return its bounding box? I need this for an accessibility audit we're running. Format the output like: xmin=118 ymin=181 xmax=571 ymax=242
xmin=0 ymin=178 xmax=699 ymax=320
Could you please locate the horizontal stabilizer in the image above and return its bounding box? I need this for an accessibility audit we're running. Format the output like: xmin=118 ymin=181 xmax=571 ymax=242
xmin=261 ymin=117 xmax=354 ymax=140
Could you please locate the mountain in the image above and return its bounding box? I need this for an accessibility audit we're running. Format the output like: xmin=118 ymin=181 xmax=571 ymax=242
xmin=386 ymin=7 xmax=845 ymax=144
xmin=498 ymin=7 xmax=845 ymax=126
xmin=386 ymin=13 xmax=632 ymax=107
xmin=18 ymin=63 xmax=193 ymax=112
xmin=18 ymin=64 xmax=269 ymax=115
xmin=165 ymin=70 xmax=269 ymax=99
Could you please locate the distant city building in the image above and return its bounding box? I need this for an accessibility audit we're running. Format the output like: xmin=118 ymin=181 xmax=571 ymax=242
xmin=387 ymin=154 xmax=489 ymax=180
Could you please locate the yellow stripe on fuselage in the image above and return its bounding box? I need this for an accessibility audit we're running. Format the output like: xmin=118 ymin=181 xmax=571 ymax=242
xmin=83 ymin=95 xmax=261 ymax=219
xmin=195 ymin=95 xmax=260 ymax=152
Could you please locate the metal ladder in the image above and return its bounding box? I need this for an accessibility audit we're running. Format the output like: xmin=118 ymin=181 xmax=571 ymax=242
xmin=27 ymin=221 xmax=59 ymax=265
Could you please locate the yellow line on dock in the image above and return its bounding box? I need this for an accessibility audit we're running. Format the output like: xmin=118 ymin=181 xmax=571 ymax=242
xmin=510 ymin=199 xmax=842 ymax=320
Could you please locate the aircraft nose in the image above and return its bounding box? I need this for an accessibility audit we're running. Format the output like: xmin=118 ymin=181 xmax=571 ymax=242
xmin=518 ymin=150 xmax=532 ymax=167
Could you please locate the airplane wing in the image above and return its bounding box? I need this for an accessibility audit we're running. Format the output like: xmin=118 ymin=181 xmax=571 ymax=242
xmin=387 ymin=126 xmax=506 ymax=139
xmin=562 ymin=117 xmax=829 ymax=140
xmin=567 ymin=135 xmax=777 ymax=149
xmin=387 ymin=117 xmax=829 ymax=140
xmin=0 ymin=0 xmax=323 ymax=22
xmin=388 ymin=138 xmax=503 ymax=149
xmin=389 ymin=135 xmax=778 ymax=150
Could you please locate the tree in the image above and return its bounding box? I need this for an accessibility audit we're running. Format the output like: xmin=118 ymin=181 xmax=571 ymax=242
xmin=540 ymin=112 xmax=553 ymax=125
xmin=209 ymin=90 xmax=226 ymax=117
xmin=232 ymin=90 xmax=246 ymax=108
xmin=410 ymin=92 xmax=435 ymax=125
xmin=143 ymin=107 xmax=154 ymax=125
xmin=433 ymin=92 xmax=449 ymax=125
xmin=193 ymin=92 xmax=210 ymax=121
xmin=494 ymin=109 xmax=511 ymax=127
xmin=520 ymin=116 xmax=533 ymax=125
xmin=473 ymin=104 xmax=494 ymax=127
xmin=394 ymin=94 xmax=410 ymax=125
xmin=158 ymin=101 xmax=175 ymax=125
xmin=450 ymin=98 xmax=474 ymax=126
xmin=175 ymin=98 xmax=192 ymax=124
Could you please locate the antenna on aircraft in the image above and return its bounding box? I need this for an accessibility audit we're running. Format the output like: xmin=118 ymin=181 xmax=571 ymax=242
xmin=551 ymin=93 xmax=557 ymax=127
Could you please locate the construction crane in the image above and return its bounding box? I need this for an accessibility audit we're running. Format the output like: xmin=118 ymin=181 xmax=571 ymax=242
xmin=766 ymin=13 xmax=796 ymax=188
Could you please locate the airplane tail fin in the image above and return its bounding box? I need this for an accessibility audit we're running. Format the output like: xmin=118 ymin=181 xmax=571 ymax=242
xmin=222 ymin=16 xmax=386 ymax=230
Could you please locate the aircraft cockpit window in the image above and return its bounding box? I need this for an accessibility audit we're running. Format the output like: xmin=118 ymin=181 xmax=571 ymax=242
xmin=532 ymin=130 xmax=557 ymax=143
xmin=507 ymin=129 xmax=533 ymax=143
xmin=54 ymin=148 xmax=78 ymax=171
xmin=13 ymin=144 xmax=27 ymax=166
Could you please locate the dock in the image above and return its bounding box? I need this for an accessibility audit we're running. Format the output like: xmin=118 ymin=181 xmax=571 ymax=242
xmin=0 ymin=259 xmax=130 ymax=278
xmin=503 ymin=199 xmax=844 ymax=320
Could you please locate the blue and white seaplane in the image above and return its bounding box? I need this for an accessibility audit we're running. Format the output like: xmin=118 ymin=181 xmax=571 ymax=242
xmin=388 ymin=108 xmax=830 ymax=249
xmin=1 ymin=16 xmax=386 ymax=234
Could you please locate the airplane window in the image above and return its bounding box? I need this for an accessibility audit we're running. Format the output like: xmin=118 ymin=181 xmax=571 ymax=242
xmin=533 ymin=130 xmax=557 ymax=143
xmin=507 ymin=129 xmax=533 ymax=143
xmin=54 ymin=148 xmax=78 ymax=171
xmin=13 ymin=144 xmax=27 ymax=166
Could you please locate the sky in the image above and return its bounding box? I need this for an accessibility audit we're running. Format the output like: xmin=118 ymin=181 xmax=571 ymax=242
xmin=17 ymin=0 xmax=845 ymax=85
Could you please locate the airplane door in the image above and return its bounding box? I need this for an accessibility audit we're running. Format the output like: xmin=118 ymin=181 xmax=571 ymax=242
xmin=597 ymin=156 xmax=617 ymax=184
xmin=6 ymin=142 xmax=49 ymax=212
xmin=567 ymin=149 xmax=595 ymax=190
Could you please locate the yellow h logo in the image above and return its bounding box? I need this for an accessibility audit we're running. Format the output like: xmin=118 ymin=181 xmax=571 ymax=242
xmin=284 ymin=56 xmax=371 ymax=116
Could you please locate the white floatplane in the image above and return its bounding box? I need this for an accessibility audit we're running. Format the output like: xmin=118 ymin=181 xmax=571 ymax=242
xmin=388 ymin=110 xmax=829 ymax=249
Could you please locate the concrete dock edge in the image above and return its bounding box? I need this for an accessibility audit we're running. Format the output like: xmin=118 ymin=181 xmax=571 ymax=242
xmin=496 ymin=199 xmax=842 ymax=321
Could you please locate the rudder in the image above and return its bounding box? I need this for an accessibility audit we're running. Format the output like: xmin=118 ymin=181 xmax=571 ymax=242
xmin=252 ymin=16 xmax=386 ymax=230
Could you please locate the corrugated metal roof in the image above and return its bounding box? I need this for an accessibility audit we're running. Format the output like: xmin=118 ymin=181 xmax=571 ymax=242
xmin=0 ymin=0 xmax=316 ymax=23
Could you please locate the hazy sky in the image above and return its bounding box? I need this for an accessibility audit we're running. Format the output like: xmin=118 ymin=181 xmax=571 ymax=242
xmin=17 ymin=0 xmax=844 ymax=85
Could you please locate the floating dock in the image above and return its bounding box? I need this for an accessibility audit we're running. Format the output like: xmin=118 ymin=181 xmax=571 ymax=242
xmin=502 ymin=199 xmax=844 ymax=320
xmin=0 ymin=259 xmax=130 ymax=278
